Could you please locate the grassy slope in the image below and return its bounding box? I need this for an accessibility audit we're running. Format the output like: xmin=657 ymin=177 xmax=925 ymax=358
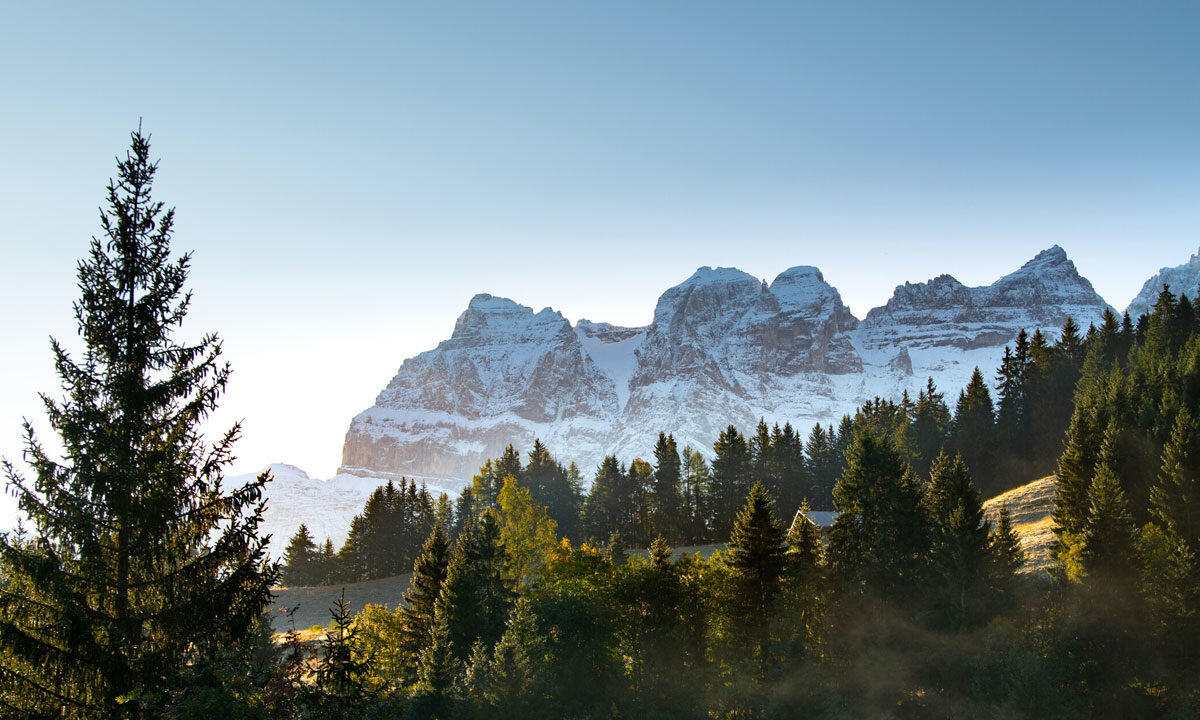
xmin=982 ymin=475 xmax=1058 ymax=575
xmin=270 ymin=573 xmax=414 ymax=634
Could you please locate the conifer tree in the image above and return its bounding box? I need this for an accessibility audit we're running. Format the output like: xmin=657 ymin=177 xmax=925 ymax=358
xmin=626 ymin=458 xmax=655 ymax=545
xmin=805 ymin=423 xmax=840 ymax=508
xmin=607 ymin=531 xmax=629 ymax=566
xmin=1151 ymin=409 xmax=1200 ymax=555
xmin=398 ymin=524 xmax=451 ymax=682
xmin=950 ymin=367 xmax=996 ymax=492
xmin=581 ymin=455 xmax=628 ymax=541
xmin=681 ymin=446 xmax=711 ymax=543
xmin=461 ymin=601 xmax=539 ymax=719
xmin=750 ymin=419 xmax=779 ymax=500
xmin=0 ymin=127 xmax=276 ymax=718
xmin=433 ymin=510 xmax=513 ymax=664
xmin=414 ymin=608 xmax=459 ymax=715
xmin=318 ymin=538 xmax=337 ymax=584
xmin=283 ymin=524 xmax=320 ymax=586
xmin=435 ymin=493 xmax=454 ymax=534
xmin=648 ymin=534 xmax=672 ymax=569
xmin=1081 ymin=425 xmax=1138 ymax=584
xmin=651 ymin=432 xmax=684 ymax=543
xmin=315 ymin=589 xmax=373 ymax=705
xmin=925 ymin=453 xmax=991 ymax=629
xmin=990 ymin=506 xmax=1025 ymax=577
xmin=786 ymin=500 xmax=822 ymax=570
xmin=727 ymin=482 xmax=787 ymax=678
xmin=912 ymin=378 xmax=951 ymax=476
xmin=523 ymin=440 xmax=582 ymax=541
xmin=710 ymin=425 xmax=753 ymax=538
xmin=828 ymin=431 xmax=931 ymax=596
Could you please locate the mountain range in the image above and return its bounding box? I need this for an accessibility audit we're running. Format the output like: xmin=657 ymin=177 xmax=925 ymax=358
xmin=340 ymin=246 xmax=1113 ymax=483
xmin=246 ymin=244 xmax=1200 ymax=555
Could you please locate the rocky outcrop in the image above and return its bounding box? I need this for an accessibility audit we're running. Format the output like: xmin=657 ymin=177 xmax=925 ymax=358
xmin=859 ymin=246 xmax=1111 ymax=350
xmin=340 ymin=294 xmax=622 ymax=480
xmin=1126 ymin=247 xmax=1200 ymax=320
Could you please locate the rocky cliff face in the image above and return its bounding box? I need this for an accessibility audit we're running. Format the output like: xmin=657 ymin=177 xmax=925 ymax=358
xmin=340 ymin=294 xmax=624 ymax=480
xmin=859 ymin=246 xmax=1110 ymax=350
xmin=339 ymin=247 xmax=1114 ymax=485
xmin=1126 ymin=247 xmax=1200 ymax=320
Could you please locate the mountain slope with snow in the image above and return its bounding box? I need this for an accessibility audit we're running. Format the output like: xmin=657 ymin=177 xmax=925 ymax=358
xmin=1127 ymin=247 xmax=1200 ymax=319
xmin=336 ymin=247 xmax=1112 ymax=486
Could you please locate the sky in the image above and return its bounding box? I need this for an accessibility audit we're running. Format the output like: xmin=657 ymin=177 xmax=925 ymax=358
xmin=1 ymin=1 xmax=1198 ymax=487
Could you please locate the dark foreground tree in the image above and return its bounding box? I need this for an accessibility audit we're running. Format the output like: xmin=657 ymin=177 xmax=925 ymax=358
xmin=727 ymin=482 xmax=787 ymax=679
xmin=283 ymin=523 xmax=320 ymax=586
xmin=0 ymin=127 xmax=277 ymax=718
xmin=397 ymin=524 xmax=452 ymax=683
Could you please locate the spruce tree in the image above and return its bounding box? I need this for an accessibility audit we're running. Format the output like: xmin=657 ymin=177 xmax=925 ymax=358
xmin=726 ymin=481 xmax=787 ymax=679
xmin=805 ymin=423 xmax=840 ymax=508
xmin=774 ymin=422 xmax=813 ymax=521
xmin=318 ymin=538 xmax=337 ymax=584
xmin=950 ymin=367 xmax=996 ymax=493
xmin=651 ymin=432 xmax=684 ymax=543
xmin=581 ymin=455 xmax=627 ymax=542
xmin=828 ymin=431 xmax=931 ymax=596
xmin=314 ymin=589 xmax=373 ymax=705
xmin=0 ymin=127 xmax=276 ymax=718
xmin=990 ymin=506 xmax=1025 ymax=577
xmin=1151 ymin=409 xmax=1200 ymax=555
xmin=912 ymin=378 xmax=951 ymax=476
xmin=626 ymin=458 xmax=655 ymax=545
xmin=433 ymin=510 xmax=513 ymax=664
xmin=648 ymin=534 xmax=672 ymax=569
xmin=283 ymin=524 xmax=320 ymax=586
xmin=1081 ymin=425 xmax=1138 ymax=584
xmin=413 ymin=607 xmax=459 ymax=716
xmin=710 ymin=425 xmax=753 ymax=538
xmin=786 ymin=500 xmax=822 ymax=570
xmin=925 ymin=453 xmax=991 ymax=629
xmin=1054 ymin=406 xmax=1100 ymax=542
xmin=398 ymin=524 xmax=451 ymax=682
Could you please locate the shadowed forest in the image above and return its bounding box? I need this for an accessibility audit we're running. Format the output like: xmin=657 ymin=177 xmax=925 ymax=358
xmin=3 ymin=131 xmax=1199 ymax=719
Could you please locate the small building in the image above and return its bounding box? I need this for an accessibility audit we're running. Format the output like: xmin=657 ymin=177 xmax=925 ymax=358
xmin=788 ymin=508 xmax=838 ymax=537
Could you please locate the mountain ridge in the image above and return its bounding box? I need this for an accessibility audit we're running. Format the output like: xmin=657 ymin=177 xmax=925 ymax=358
xmin=339 ymin=246 xmax=1113 ymax=483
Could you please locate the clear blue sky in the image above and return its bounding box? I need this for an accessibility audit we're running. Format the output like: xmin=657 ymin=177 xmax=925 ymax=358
xmin=2 ymin=1 xmax=1198 ymax=486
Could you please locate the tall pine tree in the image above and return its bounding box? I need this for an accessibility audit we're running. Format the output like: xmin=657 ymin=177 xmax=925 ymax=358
xmin=0 ymin=127 xmax=276 ymax=718
xmin=726 ymin=481 xmax=787 ymax=679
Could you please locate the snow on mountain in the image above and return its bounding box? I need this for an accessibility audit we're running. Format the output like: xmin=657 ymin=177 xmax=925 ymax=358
xmin=244 ymin=463 xmax=459 ymax=558
xmin=852 ymin=244 xmax=1112 ymax=417
xmin=1126 ymin=247 xmax=1200 ymax=319
xmin=339 ymin=293 xmax=620 ymax=482
xmin=331 ymin=247 xmax=1113 ymax=492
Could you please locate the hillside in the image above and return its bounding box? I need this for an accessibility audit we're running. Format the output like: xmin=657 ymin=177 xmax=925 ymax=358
xmin=983 ymin=475 xmax=1059 ymax=575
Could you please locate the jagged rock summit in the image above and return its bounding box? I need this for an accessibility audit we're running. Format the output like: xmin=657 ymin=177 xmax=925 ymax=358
xmin=1126 ymin=247 xmax=1200 ymax=320
xmin=859 ymin=245 xmax=1111 ymax=350
xmin=339 ymin=247 xmax=1113 ymax=485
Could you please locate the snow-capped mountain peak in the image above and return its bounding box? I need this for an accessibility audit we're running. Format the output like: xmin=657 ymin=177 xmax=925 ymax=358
xmin=1126 ymin=247 xmax=1200 ymax=319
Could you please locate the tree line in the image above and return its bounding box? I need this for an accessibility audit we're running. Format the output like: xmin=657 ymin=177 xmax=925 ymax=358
xmin=284 ymin=304 xmax=1134 ymax=581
